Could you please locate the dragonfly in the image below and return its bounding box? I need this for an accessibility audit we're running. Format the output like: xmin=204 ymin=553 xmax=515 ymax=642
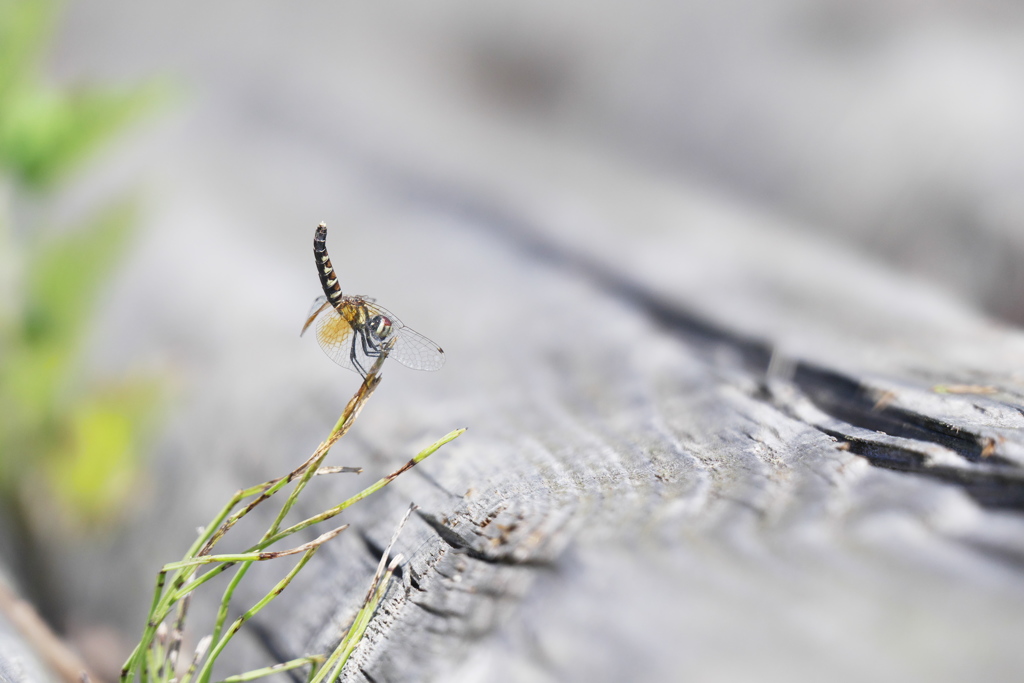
xmin=301 ymin=222 xmax=445 ymax=378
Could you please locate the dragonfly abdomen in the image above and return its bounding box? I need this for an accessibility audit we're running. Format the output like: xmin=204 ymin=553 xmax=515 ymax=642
xmin=314 ymin=222 xmax=343 ymax=303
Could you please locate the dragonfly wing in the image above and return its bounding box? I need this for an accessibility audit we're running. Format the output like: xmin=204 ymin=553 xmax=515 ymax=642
xmin=362 ymin=301 xmax=403 ymax=328
xmin=314 ymin=304 xmax=361 ymax=373
xmin=390 ymin=327 xmax=446 ymax=371
xmin=301 ymin=296 xmax=329 ymax=336
xmin=362 ymin=301 xmax=444 ymax=371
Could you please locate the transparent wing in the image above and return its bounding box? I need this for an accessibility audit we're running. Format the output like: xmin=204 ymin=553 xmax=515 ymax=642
xmin=364 ymin=302 xmax=445 ymax=372
xmin=391 ymin=327 xmax=446 ymax=371
xmin=306 ymin=295 xmax=328 ymax=318
xmin=312 ymin=303 xmax=361 ymax=374
xmin=301 ymin=296 xmax=329 ymax=336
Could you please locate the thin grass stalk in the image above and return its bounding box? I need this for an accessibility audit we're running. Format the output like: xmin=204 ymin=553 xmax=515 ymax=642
xmin=201 ymin=350 xmax=390 ymax=683
xmin=120 ymin=568 xmax=168 ymax=682
xmin=154 ymin=619 xmax=174 ymax=683
xmin=212 ymin=656 xmax=325 ymax=683
xmin=267 ymin=354 xmax=387 ymax=533
xmin=334 ymin=557 xmax=402 ymax=678
xmin=167 ymin=430 xmax=461 ymax=604
xmin=310 ymin=505 xmax=416 ymax=683
xmin=315 ymin=466 xmax=362 ymax=476
xmin=122 ymin=482 xmax=278 ymax=682
xmin=161 ymin=525 xmax=348 ymax=571
xmin=194 ymin=464 xmax=314 ymax=564
xmin=265 ymin=430 xmax=463 ymax=546
xmin=189 ymin=547 xmax=320 ymax=683
xmin=171 ymin=482 xmax=272 ymax=591
xmin=144 ymin=630 xmax=162 ymax=683
xmin=182 ymin=637 xmax=212 ymax=683
xmin=162 ymin=594 xmax=190 ymax=683
xmin=314 ymin=556 xmax=402 ymax=683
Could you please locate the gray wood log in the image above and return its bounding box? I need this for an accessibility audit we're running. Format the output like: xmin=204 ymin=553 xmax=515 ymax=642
xmin=222 ymin=117 xmax=1024 ymax=683
xmin=0 ymin=628 xmax=51 ymax=683
xmin=0 ymin=580 xmax=57 ymax=683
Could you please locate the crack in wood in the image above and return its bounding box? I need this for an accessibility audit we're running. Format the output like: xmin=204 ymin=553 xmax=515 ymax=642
xmin=416 ymin=511 xmax=557 ymax=568
xmin=826 ymin=432 xmax=1024 ymax=509
xmin=791 ymin=362 xmax=1017 ymax=467
xmin=409 ymin=599 xmax=468 ymax=620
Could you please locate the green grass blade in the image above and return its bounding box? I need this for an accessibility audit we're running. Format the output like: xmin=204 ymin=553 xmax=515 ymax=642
xmin=212 ymin=656 xmax=324 ymax=683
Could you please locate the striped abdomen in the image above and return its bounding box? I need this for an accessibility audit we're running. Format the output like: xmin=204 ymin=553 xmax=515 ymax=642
xmin=313 ymin=222 xmax=343 ymax=305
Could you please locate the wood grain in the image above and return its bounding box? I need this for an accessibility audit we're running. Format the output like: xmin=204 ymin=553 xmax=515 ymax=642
xmin=235 ymin=115 xmax=1024 ymax=683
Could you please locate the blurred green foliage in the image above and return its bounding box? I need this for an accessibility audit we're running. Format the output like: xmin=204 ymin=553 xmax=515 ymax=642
xmin=0 ymin=0 xmax=162 ymax=190
xmin=0 ymin=0 xmax=165 ymax=532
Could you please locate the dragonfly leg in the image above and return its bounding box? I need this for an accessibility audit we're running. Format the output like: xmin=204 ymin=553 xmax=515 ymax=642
xmin=350 ymin=331 xmax=368 ymax=378
xmin=360 ymin=332 xmax=384 ymax=358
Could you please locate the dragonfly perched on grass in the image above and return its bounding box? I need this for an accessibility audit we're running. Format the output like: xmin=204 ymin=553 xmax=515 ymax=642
xmin=301 ymin=223 xmax=445 ymax=378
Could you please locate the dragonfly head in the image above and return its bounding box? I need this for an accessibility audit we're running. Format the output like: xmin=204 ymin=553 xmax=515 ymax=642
xmin=369 ymin=314 xmax=394 ymax=341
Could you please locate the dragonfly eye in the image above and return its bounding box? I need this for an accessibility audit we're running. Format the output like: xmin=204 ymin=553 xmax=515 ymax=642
xmin=369 ymin=314 xmax=393 ymax=340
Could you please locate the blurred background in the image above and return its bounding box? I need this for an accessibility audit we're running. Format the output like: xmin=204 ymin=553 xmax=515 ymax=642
xmin=2 ymin=0 xmax=1024 ymax=677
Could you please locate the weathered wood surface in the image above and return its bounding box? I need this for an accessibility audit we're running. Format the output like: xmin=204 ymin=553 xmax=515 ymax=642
xmin=15 ymin=3 xmax=1024 ymax=682
xmin=0 ymin=612 xmax=53 ymax=683
xmin=247 ymin=118 xmax=1024 ymax=683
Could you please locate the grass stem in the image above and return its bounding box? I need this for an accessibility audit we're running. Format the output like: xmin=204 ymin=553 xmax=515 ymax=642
xmin=122 ymin=340 xmax=464 ymax=683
